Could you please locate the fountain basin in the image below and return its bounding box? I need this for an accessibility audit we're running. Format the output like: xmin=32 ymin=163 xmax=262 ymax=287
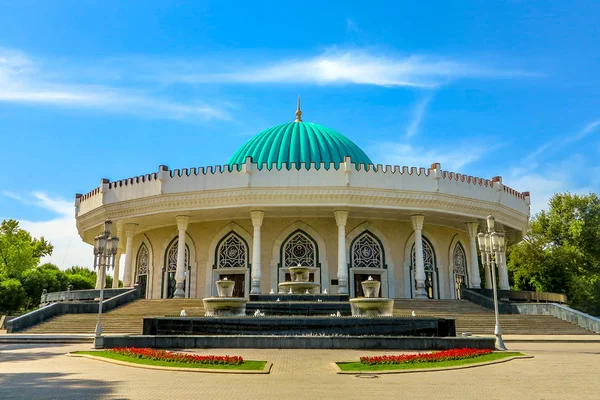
xmin=360 ymin=279 xmax=381 ymax=298
xmin=143 ymin=316 xmax=456 ymax=337
xmin=215 ymin=279 xmax=235 ymax=297
xmin=349 ymin=298 xmax=394 ymax=317
xmin=278 ymin=281 xmax=320 ymax=294
xmin=203 ymin=298 xmax=247 ymax=317
xmin=288 ymin=266 xmax=318 ymax=282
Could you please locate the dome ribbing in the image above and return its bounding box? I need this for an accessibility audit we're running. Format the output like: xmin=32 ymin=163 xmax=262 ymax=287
xmin=227 ymin=121 xmax=373 ymax=170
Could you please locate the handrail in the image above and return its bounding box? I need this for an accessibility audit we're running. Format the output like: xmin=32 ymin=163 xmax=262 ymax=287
xmin=460 ymin=288 xmax=515 ymax=314
xmin=7 ymin=303 xmax=63 ymax=333
xmin=513 ymin=303 xmax=600 ymax=333
xmin=101 ymin=286 xmax=142 ymax=312
xmin=469 ymin=288 xmax=567 ymax=304
xmin=461 ymin=288 xmax=599 ymax=333
xmin=41 ymin=288 xmax=132 ymax=304
xmin=9 ymin=286 xmax=142 ymax=333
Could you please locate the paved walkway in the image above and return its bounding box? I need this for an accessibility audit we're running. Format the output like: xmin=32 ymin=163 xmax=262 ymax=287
xmin=1 ymin=342 xmax=599 ymax=399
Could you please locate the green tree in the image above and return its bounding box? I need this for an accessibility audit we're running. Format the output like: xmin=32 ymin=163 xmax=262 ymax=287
xmin=0 ymin=278 xmax=27 ymax=314
xmin=64 ymin=266 xmax=96 ymax=290
xmin=508 ymin=192 xmax=600 ymax=316
xmin=0 ymin=219 xmax=53 ymax=279
xmin=21 ymin=263 xmax=68 ymax=309
xmin=105 ymin=275 xmax=123 ymax=288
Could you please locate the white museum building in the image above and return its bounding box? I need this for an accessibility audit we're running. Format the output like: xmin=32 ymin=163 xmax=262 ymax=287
xmin=75 ymin=104 xmax=530 ymax=301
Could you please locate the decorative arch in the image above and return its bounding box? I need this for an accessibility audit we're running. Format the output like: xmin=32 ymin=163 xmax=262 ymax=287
xmin=215 ymin=231 xmax=249 ymax=268
xmin=270 ymin=221 xmax=328 ymax=293
xmin=404 ymin=231 xmax=441 ymax=299
xmin=130 ymin=234 xmax=154 ymax=298
xmin=350 ymin=231 xmax=384 ymax=268
xmin=346 ymin=222 xmax=395 ymax=298
xmin=280 ymin=230 xmax=318 ymax=268
xmin=160 ymin=231 xmax=197 ymax=299
xmin=134 ymin=242 xmax=150 ymax=299
xmin=450 ymin=238 xmax=469 ymax=300
xmin=206 ymin=222 xmax=253 ymax=297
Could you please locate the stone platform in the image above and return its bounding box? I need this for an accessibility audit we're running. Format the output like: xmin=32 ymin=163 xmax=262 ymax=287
xmin=249 ymin=294 xmax=350 ymax=302
xmin=246 ymin=301 xmax=351 ymax=316
xmin=143 ymin=316 xmax=456 ymax=337
xmin=103 ymin=334 xmax=491 ymax=350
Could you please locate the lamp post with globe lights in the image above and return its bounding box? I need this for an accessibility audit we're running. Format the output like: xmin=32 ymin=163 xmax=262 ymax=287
xmin=477 ymin=215 xmax=507 ymax=351
xmin=93 ymin=220 xmax=119 ymax=349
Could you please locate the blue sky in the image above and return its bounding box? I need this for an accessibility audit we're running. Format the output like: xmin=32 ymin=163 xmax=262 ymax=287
xmin=1 ymin=0 xmax=599 ymax=270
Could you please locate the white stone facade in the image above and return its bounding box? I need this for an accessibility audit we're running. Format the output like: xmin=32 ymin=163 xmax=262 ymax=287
xmin=76 ymin=159 xmax=530 ymax=300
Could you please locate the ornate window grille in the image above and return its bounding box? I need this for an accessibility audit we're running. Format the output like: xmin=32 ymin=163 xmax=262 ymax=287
xmin=412 ymin=239 xmax=435 ymax=274
xmin=282 ymin=231 xmax=316 ymax=267
xmin=217 ymin=233 xmax=247 ymax=268
xmin=410 ymin=237 xmax=438 ymax=299
xmin=166 ymin=239 xmax=189 ymax=272
xmin=351 ymin=232 xmax=383 ymax=268
xmin=163 ymin=238 xmax=191 ymax=298
xmin=453 ymin=242 xmax=468 ymax=298
xmin=136 ymin=244 xmax=149 ymax=276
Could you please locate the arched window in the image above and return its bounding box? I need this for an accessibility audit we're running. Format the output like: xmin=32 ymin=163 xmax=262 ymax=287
xmin=282 ymin=230 xmax=317 ymax=268
xmin=453 ymin=242 xmax=468 ymax=299
xmin=216 ymin=233 xmax=248 ymax=268
xmin=351 ymin=232 xmax=384 ymax=268
xmin=213 ymin=232 xmax=248 ymax=297
xmin=163 ymin=238 xmax=190 ymax=299
xmin=135 ymin=243 xmax=149 ymax=298
xmin=410 ymin=237 xmax=439 ymax=299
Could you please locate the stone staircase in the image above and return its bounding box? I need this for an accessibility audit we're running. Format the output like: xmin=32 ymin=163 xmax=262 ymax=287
xmin=393 ymin=299 xmax=596 ymax=335
xmin=22 ymin=298 xmax=596 ymax=335
xmin=24 ymin=299 xmax=205 ymax=335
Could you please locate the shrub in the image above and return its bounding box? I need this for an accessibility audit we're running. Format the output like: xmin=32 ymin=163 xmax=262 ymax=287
xmin=0 ymin=278 xmax=27 ymax=314
xmin=107 ymin=348 xmax=243 ymax=365
xmin=360 ymin=348 xmax=493 ymax=365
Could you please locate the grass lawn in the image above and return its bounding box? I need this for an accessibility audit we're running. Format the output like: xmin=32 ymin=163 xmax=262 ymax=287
xmin=337 ymin=352 xmax=525 ymax=372
xmin=73 ymin=351 xmax=267 ymax=371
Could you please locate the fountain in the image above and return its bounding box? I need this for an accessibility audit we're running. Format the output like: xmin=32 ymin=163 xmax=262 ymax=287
xmin=139 ymin=272 xmax=469 ymax=349
xmin=203 ymin=278 xmax=247 ymax=316
xmin=349 ymin=276 xmax=394 ymax=317
xmin=277 ymin=264 xmax=320 ymax=294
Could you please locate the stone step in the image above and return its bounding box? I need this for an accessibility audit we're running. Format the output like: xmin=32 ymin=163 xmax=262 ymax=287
xmin=21 ymin=298 xmax=598 ymax=336
xmin=23 ymin=299 xmax=207 ymax=334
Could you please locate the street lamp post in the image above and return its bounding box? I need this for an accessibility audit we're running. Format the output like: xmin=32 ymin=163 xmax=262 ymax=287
xmin=93 ymin=219 xmax=119 ymax=349
xmin=476 ymin=215 xmax=507 ymax=351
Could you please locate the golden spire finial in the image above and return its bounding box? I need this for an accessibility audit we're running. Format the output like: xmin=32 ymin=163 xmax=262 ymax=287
xmin=295 ymin=94 xmax=302 ymax=122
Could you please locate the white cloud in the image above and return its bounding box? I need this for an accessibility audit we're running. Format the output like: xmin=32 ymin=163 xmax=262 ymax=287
xmin=405 ymin=94 xmax=433 ymax=138
xmin=375 ymin=142 xmax=487 ymax=171
xmin=569 ymin=119 xmax=600 ymax=142
xmin=526 ymin=118 xmax=600 ymax=163
xmin=346 ymin=18 xmax=360 ymax=33
xmin=2 ymin=192 xmax=94 ymax=271
xmin=505 ymin=153 xmax=596 ymax=215
xmin=172 ymin=49 xmax=538 ymax=88
xmin=0 ymin=47 xmax=229 ymax=120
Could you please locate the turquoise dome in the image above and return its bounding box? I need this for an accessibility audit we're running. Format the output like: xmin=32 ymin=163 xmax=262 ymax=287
xmin=227 ymin=121 xmax=373 ymax=170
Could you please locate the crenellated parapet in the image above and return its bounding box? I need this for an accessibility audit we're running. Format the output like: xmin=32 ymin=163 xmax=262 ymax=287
xmin=75 ymin=157 xmax=530 ymax=232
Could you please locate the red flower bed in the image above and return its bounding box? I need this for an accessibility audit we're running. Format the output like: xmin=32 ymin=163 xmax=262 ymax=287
xmin=360 ymin=348 xmax=493 ymax=365
xmin=108 ymin=348 xmax=243 ymax=365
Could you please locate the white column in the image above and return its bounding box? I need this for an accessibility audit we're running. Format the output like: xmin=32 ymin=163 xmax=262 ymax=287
xmin=498 ymin=252 xmax=510 ymax=290
xmin=174 ymin=215 xmax=189 ymax=298
xmin=484 ymin=260 xmax=493 ymax=289
xmin=411 ymin=215 xmax=427 ymax=298
xmin=250 ymin=210 xmax=265 ymax=294
xmin=122 ymin=224 xmax=137 ymax=288
xmin=334 ymin=211 xmax=349 ymax=295
xmin=112 ymin=252 xmax=122 ymax=288
xmin=95 ymin=262 xmax=103 ymax=290
xmin=465 ymin=222 xmax=482 ymax=289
